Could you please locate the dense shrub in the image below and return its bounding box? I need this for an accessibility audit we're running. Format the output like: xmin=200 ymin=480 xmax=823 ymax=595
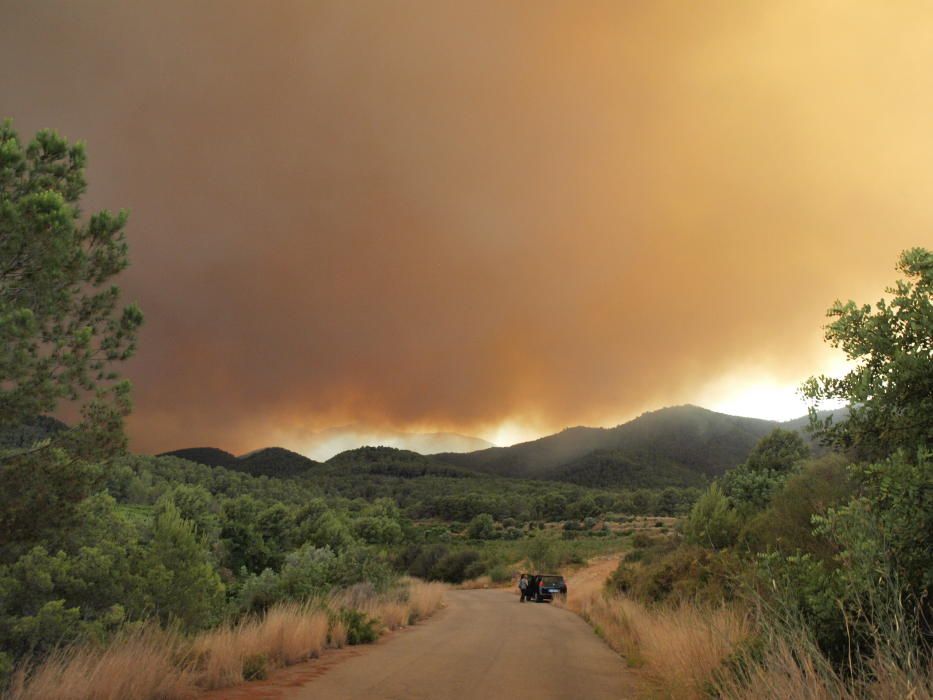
xmin=683 ymin=483 xmax=741 ymax=549
xmin=611 ymin=544 xmax=744 ymax=605
xmin=337 ymin=608 xmax=378 ymax=645
xmin=466 ymin=513 xmax=496 ymax=540
xmin=432 ymin=551 xmax=484 ymax=583
xmin=739 ymin=454 xmax=852 ymax=559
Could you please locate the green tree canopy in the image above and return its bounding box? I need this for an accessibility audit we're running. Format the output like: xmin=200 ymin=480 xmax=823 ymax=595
xmin=0 ymin=122 xmax=143 ymax=558
xmin=0 ymin=120 xmax=142 ymax=427
xmin=802 ymin=247 xmax=932 ymax=459
xmin=744 ymin=428 xmax=809 ymax=473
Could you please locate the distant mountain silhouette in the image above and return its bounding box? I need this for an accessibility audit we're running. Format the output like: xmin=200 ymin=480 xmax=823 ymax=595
xmin=159 ymin=446 xmax=319 ymax=478
xmin=161 ymin=405 xmax=849 ymax=488
xmin=301 ymin=426 xmax=493 ymax=461
xmin=325 ymin=446 xmax=479 ymax=478
xmin=237 ymin=447 xmax=320 ymax=477
xmin=160 ymin=447 xmax=239 ymax=469
xmin=437 ymin=405 xmax=800 ymax=483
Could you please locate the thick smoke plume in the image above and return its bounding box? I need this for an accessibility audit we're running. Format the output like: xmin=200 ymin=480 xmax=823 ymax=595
xmin=2 ymin=2 xmax=928 ymax=453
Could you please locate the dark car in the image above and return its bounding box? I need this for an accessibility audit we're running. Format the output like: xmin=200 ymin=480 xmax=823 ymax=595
xmin=532 ymin=574 xmax=567 ymax=602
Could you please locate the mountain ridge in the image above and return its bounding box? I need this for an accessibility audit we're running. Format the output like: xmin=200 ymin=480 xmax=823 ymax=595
xmin=434 ymin=404 xmax=842 ymax=486
xmin=159 ymin=405 xmax=844 ymax=487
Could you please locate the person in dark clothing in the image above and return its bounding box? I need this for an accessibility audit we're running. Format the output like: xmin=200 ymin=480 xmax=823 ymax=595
xmin=527 ymin=574 xmax=540 ymax=602
xmin=519 ymin=574 xmax=529 ymax=602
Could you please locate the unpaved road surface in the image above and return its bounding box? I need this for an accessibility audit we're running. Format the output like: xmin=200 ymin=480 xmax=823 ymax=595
xmin=282 ymin=588 xmax=635 ymax=700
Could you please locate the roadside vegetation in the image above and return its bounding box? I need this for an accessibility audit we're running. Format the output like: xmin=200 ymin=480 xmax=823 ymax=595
xmin=561 ymin=248 xmax=932 ymax=699
xmin=6 ymin=579 xmax=445 ymax=699
xmin=0 ymin=123 xmax=641 ymax=695
xmin=1 ymin=121 xmax=928 ymax=699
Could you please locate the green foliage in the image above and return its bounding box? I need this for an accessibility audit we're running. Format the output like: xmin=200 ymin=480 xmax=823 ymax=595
xmin=683 ymin=483 xmax=741 ymax=549
xmin=437 ymin=551 xmax=485 ymax=583
xmin=0 ymin=123 xmax=141 ymax=568
xmin=525 ymin=537 xmax=560 ymax=572
xmin=0 ymin=120 xmax=142 ymax=426
xmin=338 ymin=608 xmax=378 ymax=645
xmin=755 ymin=552 xmax=850 ymax=662
xmin=739 ymin=454 xmax=852 ymax=558
xmin=232 ymin=544 xmax=396 ymax=614
xmin=156 ymin=483 xmax=220 ymax=541
xmin=719 ymin=429 xmax=809 ymax=511
xmin=466 ymin=513 xmax=496 ymax=540
xmin=443 ymin=405 xmax=781 ymax=482
xmin=803 ymin=247 xmax=932 ymax=459
xmin=0 ymin=494 xmax=139 ymax=657
xmin=815 ymin=451 xmax=932 ymax=615
xmin=488 ymin=564 xmax=511 ymax=584
xmin=0 ymin=447 xmax=102 ymax=557
xmin=397 ymin=544 xmax=486 ymax=583
xmin=139 ymin=502 xmax=225 ymax=630
xmin=555 ymin=450 xmax=710 ymax=490
xmin=0 ymin=650 xmax=11 ymax=689
xmin=611 ymin=543 xmax=744 ymax=605
xmin=744 ymin=428 xmax=809 ymax=473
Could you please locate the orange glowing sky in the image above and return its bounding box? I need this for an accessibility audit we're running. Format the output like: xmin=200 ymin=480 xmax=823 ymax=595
xmin=1 ymin=2 xmax=930 ymax=455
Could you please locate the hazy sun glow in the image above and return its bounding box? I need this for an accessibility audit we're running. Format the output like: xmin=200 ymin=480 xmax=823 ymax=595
xmin=483 ymin=421 xmax=544 ymax=448
xmin=698 ymin=355 xmax=853 ymax=422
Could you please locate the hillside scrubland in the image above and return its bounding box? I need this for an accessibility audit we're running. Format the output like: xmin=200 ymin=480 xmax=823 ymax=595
xmin=560 ymin=248 xmax=932 ymax=699
xmin=0 ymin=123 xmax=929 ymax=699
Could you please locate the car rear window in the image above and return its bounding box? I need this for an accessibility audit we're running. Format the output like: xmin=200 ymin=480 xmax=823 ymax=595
xmin=540 ymin=576 xmax=564 ymax=585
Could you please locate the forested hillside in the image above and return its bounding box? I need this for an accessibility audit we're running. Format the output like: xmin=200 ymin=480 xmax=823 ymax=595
xmin=570 ymin=248 xmax=932 ymax=698
xmin=438 ymin=405 xmax=781 ymax=481
xmin=160 ymin=446 xmax=320 ymax=478
xmin=163 ymin=406 xmax=837 ymax=491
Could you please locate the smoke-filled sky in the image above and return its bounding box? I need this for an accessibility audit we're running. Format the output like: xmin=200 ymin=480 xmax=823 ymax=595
xmin=2 ymin=2 xmax=931 ymax=456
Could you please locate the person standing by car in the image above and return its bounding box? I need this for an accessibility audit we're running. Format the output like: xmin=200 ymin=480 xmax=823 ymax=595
xmin=518 ymin=574 xmax=529 ymax=602
xmin=527 ymin=574 xmax=540 ymax=602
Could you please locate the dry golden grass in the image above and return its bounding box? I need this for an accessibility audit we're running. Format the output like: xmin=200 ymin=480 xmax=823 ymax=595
xmin=558 ymin=586 xmax=750 ymax=699
xmin=327 ymin=619 xmax=348 ymax=649
xmin=406 ymin=580 xmax=445 ymax=624
xmin=561 ymin=578 xmax=932 ymax=700
xmin=6 ymin=625 xmax=196 ymax=700
xmin=7 ymin=580 xmax=446 ymax=700
xmin=154 ymin=601 xmax=330 ymax=691
xmin=373 ymin=601 xmax=408 ymax=631
xmin=189 ymin=624 xmax=244 ymax=690
xmin=711 ymin=637 xmax=933 ymax=700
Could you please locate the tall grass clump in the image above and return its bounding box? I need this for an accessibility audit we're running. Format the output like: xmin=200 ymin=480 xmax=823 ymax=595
xmin=5 ymin=580 xmax=446 ymax=699
xmin=558 ymin=585 xmax=750 ymax=698
xmin=6 ymin=625 xmax=196 ymax=700
xmin=709 ymin=558 xmax=933 ymax=700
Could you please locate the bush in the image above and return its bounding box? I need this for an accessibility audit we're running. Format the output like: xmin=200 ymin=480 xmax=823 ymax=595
xmin=466 ymin=514 xmax=496 ymax=540
xmin=432 ymin=550 xmax=483 ymax=583
xmin=338 ymin=608 xmax=378 ymax=645
xmin=488 ymin=565 xmax=511 ymax=584
xmin=503 ymin=527 xmax=523 ymax=540
xmin=611 ymin=544 xmax=744 ymax=605
xmin=683 ymin=483 xmax=741 ymax=549
xmin=525 ymin=538 xmax=559 ymax=571
xmin=739 ymin=454 xmax=852 ymax=559
xmin=401 ymin=544 xmax=449 ymax=580
xmin=242 ymin=653 xmax=268 ymax=680
xmin=0 ymin=651 xmax=10 ymax=690
xmin=632 ymin=531 xmax=654 ymax=549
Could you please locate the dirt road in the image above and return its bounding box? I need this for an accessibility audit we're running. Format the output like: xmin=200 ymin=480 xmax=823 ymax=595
xmin=281 ymin=588 xmax=635 ymax=700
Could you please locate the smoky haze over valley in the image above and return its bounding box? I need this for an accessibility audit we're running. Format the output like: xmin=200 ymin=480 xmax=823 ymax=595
xmin=1 ymin=2 xmax=930 ymax=454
